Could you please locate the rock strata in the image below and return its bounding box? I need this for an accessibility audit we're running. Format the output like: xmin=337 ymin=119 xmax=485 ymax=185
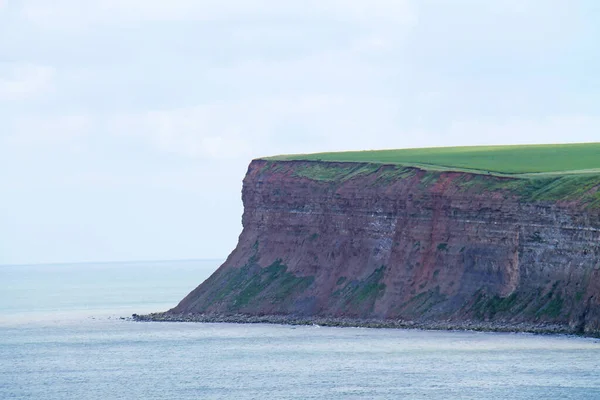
xmin=140 ymin=160 xmax=600 ymax=336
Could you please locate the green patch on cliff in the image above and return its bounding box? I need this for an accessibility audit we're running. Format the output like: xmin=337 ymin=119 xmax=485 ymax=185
xmin=288 ymin=162 xmax=423 ymax=184
xmin=292 ymin=163 xmax=381 ymax=182
xmin=204 ymin=259 xmax=314 ymax=312
xmin=537 ymin=295 xmax=564 ymax=319
xmin=500 ymin=174 xmax=600 ymax=204
xmin=472 ymin=292 xmax=520 ymax=320
xmin=458 ymin=173 xmax=600 ymax=208
xmin=470 ymin=283 xmax=566 ymax=321
xmin=398 ymin=287 xmax=447 ymax=317
xmin=284 ymin=161 xmax=427 ymax=187
xmin=331 ymin=266 xmax=387 ymax=314
xmin=533 ymin=281 xmax=565 ymax=319
xmin=257 ymin=160 xmax=289 ymax=175
xmin=419 ymin=171 xmax=440 ymax=188
xmin=372 ymin=166 xmax=418 ymax=185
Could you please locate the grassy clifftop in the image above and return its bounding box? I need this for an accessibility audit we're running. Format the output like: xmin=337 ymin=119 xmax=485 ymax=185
xmin=260 ymin=143 xmax=600 ymax=208
xmin=266 ymin=142 xmax=600 ymax=177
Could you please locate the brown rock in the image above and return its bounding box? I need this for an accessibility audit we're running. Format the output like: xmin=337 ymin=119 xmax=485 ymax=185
xmin=167 ymin=160 xmax=600 ymax=336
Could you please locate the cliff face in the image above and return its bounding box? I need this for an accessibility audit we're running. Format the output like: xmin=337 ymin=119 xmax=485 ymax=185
xmin=170 ymin=160 xmax=600 ymax=335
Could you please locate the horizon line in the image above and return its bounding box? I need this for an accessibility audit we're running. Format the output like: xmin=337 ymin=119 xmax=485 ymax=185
xmin=0 ymin=257 xmax=226 ymax=268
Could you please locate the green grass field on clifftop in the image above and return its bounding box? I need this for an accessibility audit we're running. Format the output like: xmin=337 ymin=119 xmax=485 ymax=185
xmin=267 ymin=142 xmax=600 ymax=176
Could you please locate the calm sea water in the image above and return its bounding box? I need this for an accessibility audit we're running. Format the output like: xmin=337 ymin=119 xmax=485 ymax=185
xmin=1 ymin=260 xmax=599 ymax=399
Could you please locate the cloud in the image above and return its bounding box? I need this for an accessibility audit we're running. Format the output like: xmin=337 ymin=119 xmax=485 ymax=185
xmin=0 ymin=64 xmax=55 ymax=101
xmin=2 ymin=0 xmax=598 ymax=265
xmin=110 ymin=106 xmax=254 ymax=160
xmin=107 ymin=96 xmax=600 ymax=168
xmin=7 ymin=114 xmax=90 ymax=149
xmin=20 ymin=0 xmax=416 ymax=29
xmin=441 ymin=115 xmax=600 ymax=147
xmin=108 ymin=94 xmax=408 ymax=159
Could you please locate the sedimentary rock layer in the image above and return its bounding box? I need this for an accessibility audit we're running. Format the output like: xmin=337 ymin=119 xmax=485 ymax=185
xmin=165 ymin=160 xmax=600 ymax=336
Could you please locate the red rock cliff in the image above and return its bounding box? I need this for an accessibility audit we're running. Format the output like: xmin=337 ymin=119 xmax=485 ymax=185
xmin=169 ymin=160 xmax=600 ymax=335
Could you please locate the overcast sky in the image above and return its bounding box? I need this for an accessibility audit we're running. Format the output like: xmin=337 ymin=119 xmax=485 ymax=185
xmin=1 ymin=0 xmax=598 ymax=265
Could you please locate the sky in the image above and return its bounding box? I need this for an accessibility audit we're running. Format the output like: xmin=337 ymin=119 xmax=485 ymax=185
xmin=1 ymin=0 xmax=599 ymax=265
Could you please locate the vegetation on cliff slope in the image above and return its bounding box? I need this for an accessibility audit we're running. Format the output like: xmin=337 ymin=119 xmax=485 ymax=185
xmin=197 ymin=258 xmax=315 ymax=313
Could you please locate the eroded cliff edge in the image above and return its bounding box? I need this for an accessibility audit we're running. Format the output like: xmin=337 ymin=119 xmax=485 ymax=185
xmin=149 ymin=160 xmax=600 ymax=335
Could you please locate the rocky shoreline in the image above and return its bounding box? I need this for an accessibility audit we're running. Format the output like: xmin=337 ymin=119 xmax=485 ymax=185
xmin=131 ymin=312 xmax=596 ymax=337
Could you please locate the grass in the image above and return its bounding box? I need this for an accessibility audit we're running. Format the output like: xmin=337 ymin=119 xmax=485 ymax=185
xmin=471 ymin=282 xmax=567 ymax=321
xmin=202 ymin=257 xmax=314 ymax=312
xmin=261 ymin=143 xmax=600 ymax=207
xmin=457 ymin=173 xmax=600 ymax=207
xmin=397 ymin=286 xmax=447 ymax=317
xmin=332 ymin=266 xmax=387 ymax=314
xmin=266 ymin=142 xmax=600 ymax=176
xmin=292 ymin=163 xmax=381 ymax=181
xmin=228 ymin=259 xmax=314 ymax=310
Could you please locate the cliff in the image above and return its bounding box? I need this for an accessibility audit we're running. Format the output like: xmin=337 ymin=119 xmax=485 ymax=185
xmin=156 ymin=160 xmax=600 ymax=336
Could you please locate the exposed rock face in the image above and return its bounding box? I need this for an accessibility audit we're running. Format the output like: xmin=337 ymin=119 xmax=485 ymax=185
xmin=169 ymin=160 xmax=600 ymax=335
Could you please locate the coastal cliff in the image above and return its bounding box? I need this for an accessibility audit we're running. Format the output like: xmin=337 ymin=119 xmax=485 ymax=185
xmin=146 ymin=159 xmax=600 ymax=336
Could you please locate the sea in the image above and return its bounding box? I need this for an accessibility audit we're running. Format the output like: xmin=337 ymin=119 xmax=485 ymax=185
xmin=1 ymin=259 xmax=599 ymax=399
